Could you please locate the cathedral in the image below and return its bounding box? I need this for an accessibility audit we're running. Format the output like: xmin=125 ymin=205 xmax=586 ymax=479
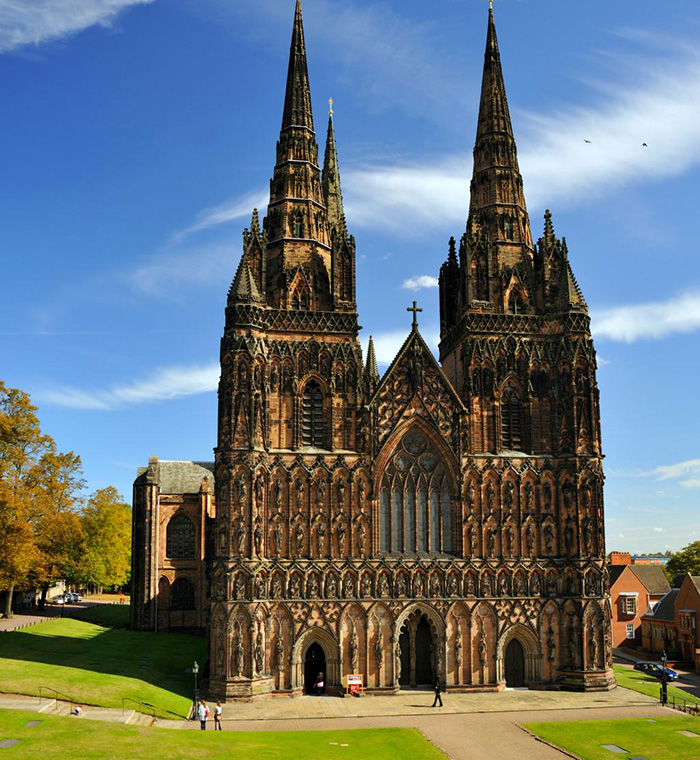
xmin=131 ymin=1 xmax=615 ymax=699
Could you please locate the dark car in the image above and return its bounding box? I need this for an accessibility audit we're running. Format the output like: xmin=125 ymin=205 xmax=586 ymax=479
xmin=633 ymin=662 xmax=679 ymax=681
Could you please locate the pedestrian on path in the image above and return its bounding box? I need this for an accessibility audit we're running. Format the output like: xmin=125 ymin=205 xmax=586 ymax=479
xmin=214 ymin=700 xmax=222 ymax=730
xmin=431 ymin=680 xmax=443 ymax=708
xmin=198 ymin=699 xmax=209 ymax=730
xmin=315 ymin=672 xmax=325 ymax=696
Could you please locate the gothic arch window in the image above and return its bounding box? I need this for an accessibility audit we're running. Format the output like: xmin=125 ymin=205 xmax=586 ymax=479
xmin=379 ymin=429 xmax=454 ymax=555
xmin=301 ymin=381 xmax=325 ymax=448
xmin=292 ymin=288 xmax=309 ymax=310
xmin=501 ymin=383 xmax=523 ymax=451
xmin=171 ymin=577 xmax=195 ymax=610
xmin=166 ymin=514 xmax=195 ymax=559
xmin=508 ymin=291 xmax=524 ymax=315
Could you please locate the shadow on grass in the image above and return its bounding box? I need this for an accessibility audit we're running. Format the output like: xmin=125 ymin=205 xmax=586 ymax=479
xmin=0 ymin=612 xmax=204 ymax=718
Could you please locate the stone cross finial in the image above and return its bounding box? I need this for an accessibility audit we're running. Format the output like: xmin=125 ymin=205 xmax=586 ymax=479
xmin=407 ymin=301 xmax=423 ymax=330
xmin=329 ymin=97 xmax=333 ymax=116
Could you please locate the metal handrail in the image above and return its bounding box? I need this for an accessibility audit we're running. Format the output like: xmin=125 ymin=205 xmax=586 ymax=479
xmin=38 ymin=686 xmax=77 ymax=711
xmin=660 ymin=688 xmax=700 ymax=717
xmin=121 ymin=696 xmax=157 ymax=722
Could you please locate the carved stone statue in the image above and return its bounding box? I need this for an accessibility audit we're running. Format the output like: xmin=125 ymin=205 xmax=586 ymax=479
xmin=289 ymin=575 xmax=300 ymax=598
xmin=235 ymin=475 xmax=247 ymax=508
xmin=255 ymin=629 xmax=264 ymax=675
xmin=526 ymin=523 xmax=535 ymax=556
xmin=468 ymin=482 xmax=476 ymax=511
xmin=543 ymin=482 xmax=552 ymax=511
xmin=273 ymin=479 xmax=282 ymax=511
xmin=504 ymin=481 xmax=514 ymax=512
xmin=273 ymin=521 xmax=282 ymax=555
xmin=379 ymin=575 xmax=390 ymax=598
xmin=336 ymin=520 xmax=347 ymax=555
xmin=344 ymin=575 xmax=355 ymax=598
xmin=524 ymin=482 xmax=533 ymax=511
xmin=326 ymin=574 xmax=338 ymax=598
xmin=356 ymin=520 xmax=367 ymax=557
xmin=336 ymin=478 xmax=346 ymax=507
xmin=465 ymin=575 xmax=476 ymax=596
xmin=361 ymin=574 xmax=372 ymax=597
xmin=447 ymin=574 xmax=458 ymax=596
xmin=478 ymin=630 xmax=488 ymax=667
xmin=253 ymin=522 xmax=263 ymax=557
xmin=308 ymin=575 xmax=319 ymax=598
xmin=588 ymin=624 xmax=598 ymax=670
xmin=544 ymin=523 xmax=554 ymax=554
xmin=234 ymin=632 xmax=244 ymax=677
xmin=487 ymin=528 xmax=496 ymax=556
xmin=316 ymin=519 xmax=327 ymax=555
xmin=486 ymin=483 xmax=495 ymax=512
xmin=514 ymin=574 xmax=525 ymax=597
xmin=547 ymin=624 xmax=556 ymax=662
xmin=349 ymin=627 xmax=359 ymax=672
xmin=531 ymin=573 xmax=541 ymax=596
xmin=430 ymin=575 xmax=441 ymax=597
xmin=481 ymin=574 xmax=492 ymax=596
xmin=276 ymin=637 xmax=285 ymax=672
xmin=235 ymin=574 xmax=246 ymax=600
xmin=375 ymin=630 xmax=384 ymax=669
xmin=294 ymin=522 xmax=305 ymax=555
xmin=294 ymin=477 xmax=304 ymax=511
xmin=397 ymin=575 xmax=407 ymax=597
xmin=272 ymin=575 xmax=282 ymax=598
xmin=235 ymin=516 xmax=246 ymax=556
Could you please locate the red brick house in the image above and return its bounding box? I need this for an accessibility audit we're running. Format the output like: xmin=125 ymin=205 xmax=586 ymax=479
xmin=641 ymin=588 xmax=679 ymax=656
xmin=675 ymin=575 xmax=700 ymax=671
xmin=609 ymin=564 xmax=670 ymax=648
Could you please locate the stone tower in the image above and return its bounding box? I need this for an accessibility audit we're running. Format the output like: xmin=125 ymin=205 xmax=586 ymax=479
xmin=438 ymin=6 xmax=613 ymax=690
xmin=132 ymin=0 xmax=614 ymax=699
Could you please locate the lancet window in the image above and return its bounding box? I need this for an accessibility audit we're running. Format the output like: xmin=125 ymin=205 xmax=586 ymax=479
xmin=501 ymin=384 xmax=523 ymax=451
xmin=171 ymin=577 xmax=195 ymax=610
xmin=379 ymin=430 xmax=453 ymax=554
xmin=301 ymin=381 xmax=325 ymax=448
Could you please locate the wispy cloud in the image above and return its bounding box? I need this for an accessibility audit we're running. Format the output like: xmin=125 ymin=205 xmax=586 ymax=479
xmin=402 ymin=275 xmax=439 ymax=291
xmin=633 ymin=458 xmax=700 ymax=489
xmin=591 ymin=290 xmax=700 ymax=343
xmin=0 ymin=0 xmax=155 ymax=53
xmin=170 ymin=191 xmax=267 ymax=245
xmin=39 ymin=362 xmax=219 ymax=410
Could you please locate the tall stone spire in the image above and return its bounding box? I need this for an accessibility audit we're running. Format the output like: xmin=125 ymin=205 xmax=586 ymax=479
xmin=364 ymin=336 xmax=380 ymax=387
xmin=322 ymin=102 xmax=346 ymax=236
xmin=264 ymin=0 xmax=333 ymax=310
xmin=282 ymin=0 xmax=314 ymax=131
xmin=469 ymin=5 xmax=532 ymax=252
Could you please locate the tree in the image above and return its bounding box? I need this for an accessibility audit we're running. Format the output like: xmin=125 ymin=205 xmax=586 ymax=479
xmin=79 ymin=487 xmax=131 ymax=591
xmin=0 ymin=382 xmax=85 ymax=616
xmin=666 ymin=541 xmax=700 ymax=580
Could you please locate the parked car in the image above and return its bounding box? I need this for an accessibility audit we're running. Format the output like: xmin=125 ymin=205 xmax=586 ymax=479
xmin=633 ymin=662 xmax=679 ymax=681
xmin=52 ymin=595 xmax=67 ymax=604
xmin=73 ymin=593 xmax=83 ymax=602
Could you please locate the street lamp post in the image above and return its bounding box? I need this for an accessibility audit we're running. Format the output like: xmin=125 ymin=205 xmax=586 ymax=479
xmin=661 ymin=650 xmax=668 ymax=706
xmin=192 ymin=661 xmax=200 ymax=720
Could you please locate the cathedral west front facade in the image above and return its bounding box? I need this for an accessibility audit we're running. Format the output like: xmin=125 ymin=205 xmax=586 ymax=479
xmin=131 ymin=1 xmax=615 ymax=699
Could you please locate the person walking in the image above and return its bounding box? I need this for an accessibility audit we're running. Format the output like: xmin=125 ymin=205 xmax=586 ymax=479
xmin=214 ymin=700 xmax=223 ymax=730
xmin=197 ymin=699 xmax=209 ymax=730
xmin=431 ymin=680 xmax=443 ymax=708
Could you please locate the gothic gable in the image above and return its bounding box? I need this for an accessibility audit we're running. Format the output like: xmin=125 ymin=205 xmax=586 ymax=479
xmin=370 ymin=329 xmax=466 ymax=454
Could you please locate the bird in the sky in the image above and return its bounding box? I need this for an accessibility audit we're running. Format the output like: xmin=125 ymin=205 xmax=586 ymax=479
xmin=584 ymin=139 xmax=592 ymax=144
xmin=642 ymin=143 xmax=648 ymax=147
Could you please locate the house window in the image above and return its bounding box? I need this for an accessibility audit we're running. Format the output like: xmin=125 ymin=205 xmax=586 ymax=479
xmin=301 ymin=381 xmax=325 ymax=448
xmin=623 ymin=596 xmax=637 ymax=615
xmin=171 ymin=578 xmax=195 ymax=611
xmin=166 ymin=514 xmax=195 ymax=558
xmin=626 ymin=624 xmax=635 ymax=640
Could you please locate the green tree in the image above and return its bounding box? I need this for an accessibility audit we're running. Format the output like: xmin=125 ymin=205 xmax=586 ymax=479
xmin=666 ymin=541 xmax=700 ymax=580
xmin=79 ymin=487 xmax=131 ymax=592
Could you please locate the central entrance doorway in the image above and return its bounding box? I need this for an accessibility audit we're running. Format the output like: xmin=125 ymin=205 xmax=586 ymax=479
xmin=398 ymin=612 xmax=435 ymax=688
xmin=504 ymin=638 xmax=525 ymax=687
xmin=304 ymin=642 xmax=326 ymax=695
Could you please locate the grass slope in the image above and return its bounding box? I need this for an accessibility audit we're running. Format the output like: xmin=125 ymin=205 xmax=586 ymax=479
xmin=614 ymin=663 xmax=700 ymax=706
xmin=72 ymin=604 xmax=131 ymax=627
xmin=0 ymin=709 xmax=445 ymax=760
xmin=0 ymin=616 xmax=203 ymax=719
xmin=525 ymin=716 xmax=700 ymax=760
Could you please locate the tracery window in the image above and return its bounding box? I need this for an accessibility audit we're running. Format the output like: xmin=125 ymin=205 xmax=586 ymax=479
xmin=171 ymin=578 xmax=195 ymax=610
xmin=501 ymin=384 xmax=523 ymax=451
xmin=166 ymin=514 xmax=195 ymax=559
xmin=379 ymin=430 xmax=453 ymax=554
xmin=508 ymin=292 xmax=524 ymax=315
xmin=291 ymin=289 xmax=309 ymax=310
xmin=301 ymin=381 xmax=325 ymax=448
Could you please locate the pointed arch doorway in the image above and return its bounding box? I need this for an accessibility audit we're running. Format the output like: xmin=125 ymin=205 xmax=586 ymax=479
xmin=398 ymin=611 xmax=435 ymax=688
xmin=504 ymin=639 xmax=525 ymax=687
xmin=304 ymin=642 xmax=326 ymax=694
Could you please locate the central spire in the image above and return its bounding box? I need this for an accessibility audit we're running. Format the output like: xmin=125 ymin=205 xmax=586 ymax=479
xmin=469 ymin=5 xmax=532 ymax=251
xmin=282 ymin=0 xmax=314 ymax=131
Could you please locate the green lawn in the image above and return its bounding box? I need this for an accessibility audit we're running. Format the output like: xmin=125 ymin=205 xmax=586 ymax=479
xmin=614 ymin=663 xmax=700 ymax=706
xmin=525 ymin=716 xmax=700 ymax=760
xmin=0 ymin=616 xmax=204 ymax=719
xmin=72 ymin=604 xmax=131 ymax=627
xmin=0 ymin=708 xmax=445 ymax=760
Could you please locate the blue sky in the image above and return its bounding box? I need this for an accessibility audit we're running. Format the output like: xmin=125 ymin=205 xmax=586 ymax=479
xmin=2 ymin=0 xmax=700 ymax=554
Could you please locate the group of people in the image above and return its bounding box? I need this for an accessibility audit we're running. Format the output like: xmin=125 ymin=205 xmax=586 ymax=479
xmin=197 ymin=699 xmax=223 ymax=730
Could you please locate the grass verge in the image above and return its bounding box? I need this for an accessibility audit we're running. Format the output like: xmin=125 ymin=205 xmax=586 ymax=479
xmin=525 ymin=715 xmax=700 ymax=760
xmin=0 ymin=708 xmax=446 ymax=760
xmin=613 ymin=663 xmax=700 ymax=706
xmin=71 ymin=604 xmax=130 ymax=627
xmin=0 ymin=617 xmax=203 ymax=719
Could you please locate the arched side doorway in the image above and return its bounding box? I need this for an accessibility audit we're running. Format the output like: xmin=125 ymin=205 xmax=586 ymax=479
xmin=291 ymin=628 xmax=341 ymax=695
xmin=304 ymin=642 xmax=326 ymax=694
xmin=396 ymin=606 xmax=443 ymax=688
xmin=504 ymin=639 xmax=525 ymax=687
xmin=496 ymin=624 xmax=541 ymax=687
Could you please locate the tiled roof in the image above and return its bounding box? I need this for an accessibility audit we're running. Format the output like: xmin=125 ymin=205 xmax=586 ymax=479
xmin=136 ymin=459 xmax=215 ymax=495
xmin=629 ymin=565 xmax=671 ymax=595
xmin=644 ymin=589 xmax=679 ymax=621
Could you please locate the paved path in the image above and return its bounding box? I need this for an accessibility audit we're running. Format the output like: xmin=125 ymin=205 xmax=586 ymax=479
xmin=175 ymin=704 xmax=677 ymax=760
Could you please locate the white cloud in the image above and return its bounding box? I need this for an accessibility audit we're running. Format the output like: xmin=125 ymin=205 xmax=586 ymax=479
xmin=129 ymin=242 xmax=235 ymax=297
xmin=591 ymin=290 xmax=700 ymax=343
xmin=170 ymin=191 xmax=267 ymax=245
xmin=646 ymin=458 xmax=700 ymax=482
xmin=402 ymin=275 xmax=439 ymax=291
xmin=0 ymin=0 xmax=155 ymax=53
xmin=653 ymin=527 xmax=664 ymax=533
xmin=680 ymin=479 xmax=700 ymax=489
xmin=40 ymin=362 xmax=219 ymax=410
